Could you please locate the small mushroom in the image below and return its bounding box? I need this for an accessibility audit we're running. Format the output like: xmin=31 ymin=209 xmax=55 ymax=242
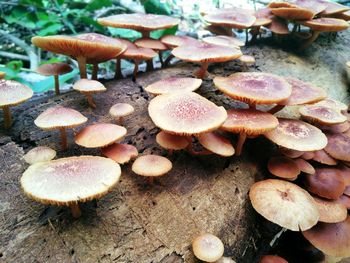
xmin=73 ymin=79 xmax=106 ymax=108
xmin=318 ymin=0 xmax=349 ymax=16
xmin=313 ymin=196 xmax=347 ymax=223
xmin=156 ymin=131 xmax=189 ymax=155
xmin=197 ymin=132 xmax=235 ymax=157
xmin=23 ymin=146 xmax=56 ymax=165
xmin=134 ymin=38 xmax=168 ymax=69
xmin=299 ymin=105 xmax=347 ymax=125
xmin=109 ymin=103 xmax=134 ymax=125
xmin=294 ymin=158 xmax=315 ymax=175
xmin=279 ymin=147 xmax=304 ymax=158
xmin=324 ymin=133 xmax=350 ymax=162
xmin=102 ymin=143 xmax=138 ymax=164
xmin=238 ymin=55 xmax=255 ymax=71
xmin=202 ymin=35 xmax=244 ymax=48
xmin=314 ymin=98 xmax=348 ymax=112
xmin=192 ymin=233 xmax=224 ymax=262
xmin=268 ymin=156 xmax=301 ymax=180
xmin=312 ymin=149 xmax=338 ymax=166
xmin=145 ymin=77 xmax=202 ymax=95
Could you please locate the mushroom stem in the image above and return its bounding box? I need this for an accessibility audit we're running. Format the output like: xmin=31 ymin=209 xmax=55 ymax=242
xmin=168 ymin=149 xmax=173 ymax=156
xmin=118 ymin=116 xmax=124 ymax=125
xmin=268 ymin=104 xmax=286 ymax=114
xmin=147 ymin=177 xmax=154 ymax=185
xmin=3 ymin=106 xmax=12 ymax=129
xmin=195 ymin=62 xmax=209 ymax=79
xmin=249 ymin=104 xmax=256 ymax=110
xmin=114 ymin=58 xmax=122 ymax=79
xmin=59 ymin=128 xmax=68 ymax=150
xmin=92 ymin=63 xmax=98 ymax=80
xmin=236 ymin=133 xmax=247 ymax=156
xmin=146 ymin=59 xmax=154 ymax=71
xmin=188 ymin=148 xmax=212 ymax=156
xmin=54 ymin=75 xmax=60 ymax=95
xmin=298 ymin=30 xmax=321 ymax=51
xmin=76 ymin=56 xmax=87 ymax=79
xmin=245 ymin=28 xmax=249 ymax=44
xmin=292 ymin=24 xmax=298 ymax=34
xmin=69 ymin=203 xmax=82 ymax=218
xmin=164 ymin=54 xmax=174 ymax=66
xmin=133 ymin=60 xmax=139 ymax=80
xmin=250 ymin=26 xmax=260 ymax=43
xmin=158 ymin=51 xmax=164 ymax=67
xmin=85 ymin=93 xmax=96 ymax=108
xmin=142 ymin=31 xmax=150 ymax=38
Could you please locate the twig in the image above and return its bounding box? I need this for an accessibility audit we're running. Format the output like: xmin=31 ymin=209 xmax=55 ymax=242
xmin=0 ymin=51 xmax=30 ymax=61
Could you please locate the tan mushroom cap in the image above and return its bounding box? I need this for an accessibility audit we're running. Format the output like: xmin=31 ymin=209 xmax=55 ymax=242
xmin=21 ymin=156 xmax=121 ymax=205
xmin=293 ymin=0 xmax=326 ymax=15
xmin=34 ymin=106 xmax=87 ymax=130
xmin=318 ymin=121 xmax=350 ymax=134
xmin=238 ymin=55 xmax=255 ymax=64
xmin=109 ymin=103 xmax=134 ymax=118
xmin=75 ymin=123 xmax=127 ymax=148
xmin=97 ymin=13 xmax=180 ymax=32
xmin=299 ymin=105 xmax=347 ymax=125
xmin=302 ymin=216 xmax=350 ymax=258
xmin=36 ymin=62 xmax=72 ymax=76
xmin=325 ymin=133 xmax=350 ymax=162
xmin=121 ymin=47 xmax=157 ymax=60
xmin=0 ymin=80 xmax=33 ymax=108
xmin=132 ymin=155 xmax=172 ymax=177
xmin=279 ymin=147 xmax=304 ymax=158
xmin=214 ymin=73 xmax=292 ymax=105
xmin=294 ymin=158 xmax=315 ymax=174
xmin=313 ymin=196 xmax=347 ymax=223
xmin=266 ymin=16 xmax=290 ymax=35
xmin=145 ymin=77 xmax=202 ymax=95
xmin=301 ymin=151 xmax=315 ymax=160
xmin=160 ymin=35 xmax=199 ymax=48
xmin=23 ymin=146 xmax=57 ymax=165
xmin=148 ymin=92 xmax=227 ymax=136
xmin=73 ymin=79 xmax=106 ymax=94
xmin=299 ymin=18 xmax=349 ymax=32
xmin=279 ymin=77 xmax=326 ymax=106
xmin=264 ymin=118 xmax=327 ymax=151
xmin=253 ymin=17 xmax=272 ymax=27
xmin=197 ymin=132 xmax=235 ymax=157
xmin=259 ymin=255 xmax=288 ymax=263
xmin=204 ymin=11 xmax=256 ymax=29
xmin=221 ymin=109 xmax=278 ymax=135
xmin=268 ymin=156 xmax=301 ymax=180
xmin=314 ymin=98 xmax=348 ymax=112
xmin=318 ymin=0 xmax=350 ymax=15
xmin=313 ymin=149 xmax=337 ymax=165
xmin=102 ymin=143 xmax=138 ymax=164
xmin=269 ymin=2 xmax=315 ymax=21
xmin=192 ymin=233 xmax=224 ymax=262
xmin=172 ymin=42 xmax=242 ymax=63
xmin=202 ymin=36 xmax=244 ymax=48
xmin=134 ymin=38 xmax=168 ymax=51
xmin=156 ymin=131 xmax=189 ymax=150
xmin=249 ymin=179 xmax=319 ymax=231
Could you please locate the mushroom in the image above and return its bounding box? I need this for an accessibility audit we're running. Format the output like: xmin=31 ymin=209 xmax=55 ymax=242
xmin=145 ymin=77 xmax=202 ymax=95
xmin=250 ymin=8 xmax=273 ymax=42
xmin=265 ymin=16 xmax=290 ymax=40
xmin=36 ymin=62 xmax=72 ymax=95
xmin=34 ymin=106 xmax=87 ymax=150
xmin=318 ymin=0 xmax=350 ymax=16
xmin=299 ymin=105 xmax=347 ymax=125
xmin=109 ymin=103 xmax=134 ymax=125
xmin=267 ymin=156 xmax=301 ymax=180
xmin=0 ymin=80 xmax=33 ymax=129
xmin=102 ymin=143 xmax=138 ymax=164
xmin=156 ymin=131 xmax=189 ymax=155
xmin=23 ymin=146 xmax=56 ymax=165
xmin=279 ymin=147 xmax=304 ymax=158
xmin=259 ymin=255 xmax=288 ymax=263
xmin=268 ymin=2 xmax=316 ymax=21
xmin=0 ymin=72 xmax=6 ymax=79
xmin=73 ymin=79 xmax=106 ymax=108
xmin=134 ymin=38 xmax=168 ymax=69
xmin=237 ymin=55 xmax=255 ymax=71
xmin=202 ymin=35 xmax=244 ymax=48
xmin=324 ymin=133 xmax=350 ymax=162
xmin=294 ymin=158 xmax=315 ymax=175
xmin=197 ymin=132 xmax=235 ymax=157
xmin=312 ymin=149 xmax=338 ymax=166
xmin=249 ymin=179 xmax=319 ymax=231
xmin=21 ymin=156 xmax=121 ymax=218
xmin=316 ymin=121 xmax=350 ymax=134
xmin=215 ymin=257 xmax=236 ymax=263
xmin=314 ymin=98 xmax=348 ymax=112
xmin=192 ymin=233 xmax=224 ymax=262
xmin=313 ymin=196 xmax=347 ymax=223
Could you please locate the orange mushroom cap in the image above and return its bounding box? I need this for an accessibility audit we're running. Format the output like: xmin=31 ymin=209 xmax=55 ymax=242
xmin=73 ymin=79 xmax=106 ymax=94
xmin=145 ymin=77 xmax=202 ymax=95
xmin=202 ymin=35 xmax=244 ymax=48
xmin=36 ymin=62 xmax=72 ymax=76
xmin=132 ymin=155 xmax=172 ymax=177
xmin=294 ymin=158 xmax=315 ymax=174
xmin=299 ymin=105 xmax=347 ymax=125
xmin=102 ymin=143 xmax=138 ymax=164
xmin=134 ymin=38 xmax=168 ymax=51
xmin=299 ymin=18 xmax=349 ymax=32
xmin=318 ymin=0 xmax=350 ymax=16
xmin=160 ymin=35 xmax=199 ymax=49
xmin=269 ymin=2 xmax=315 ymax=21
xmin=268 ymin=156 xmax=300 ymax=180
xmin=266 ymin=16 xmax=290 ymax=35
xmin=324 ymin=133 xmax=350 ymax=162
xmin=204 ymin=11 xmax=256 ymax=29
xmin=313 ymin=196 xmax=347 ymax=223
xmin=156 ymin=131 xmax=189 ymax=150
xmin=197 ymin=132 xmax=235 ymax=157
xmin=312 ymin=149 xmax=338 ymax=166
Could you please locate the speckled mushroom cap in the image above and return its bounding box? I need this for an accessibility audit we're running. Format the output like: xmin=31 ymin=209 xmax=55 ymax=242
xmin=156 ymin=131 xmax=189 ymax=150
xmin=109 ymin=103 xmax=135 ymax=118
xmin=197 ymin=132 xmax=235 ymax=157
xmin=172 ymin=42 xmax=242 ymax=63
xmin=221 ymin=109 xmax=279 ymax=135
xmin=34 ymin=106 xmax=87 ymax=130
xmin=249 ymin=179 xmax=319 ymax=231
xmin=134 ymin=38 xmax=168 ymax=51
xmin=267 ymin=156 xmax=300 ymax=180
xmin=299 ymin=18 xmax=349 ymax=32
xmin=192 ymin=233 xmax=224 ymax=262
xmin=75 ymin=123 xmax=127 ymax=148
xmin=73 ymin=79 xmax=106 ymax=94
xmin=160 ymin=35 xmax=199 ymax=48
xmin=264 ymin=118 xmax=327 ymax=151
xmin=36 ymin=62 xmax=72 ymax=76
xmin=202 ymin=36 xmax=244 ymax=48
xmin=302 ymin=216 xmax=350 ymax=258
xmin=299 ymin=105 xmax=347 ymax=125
xmin=318 ymin=0 xmax=350 ymax=15
xmin=268 ymin=2 xmax=315 ymax=20
xmin=32 ymin=33 xmax=126 ymax=63
xmin=0 ymin=80 xmax=33 ymax=108
xmin=148 ymin=92 xmax=227 ymax=136
xmin=324 ymin=133 xmax=350 ymax=162
xmin=145 ymin=77 xmax=202 ymax=95
xmin=314 ymin=98 xmax=348 ymax=112
xmin=132 ymin=155 xmax=172 ymax=177
xmin=204 ymin=11 xmax=256 ymax=29
xmin=21 ymin=156 xmax=121 ymax=205
xmin=313 ymin=196 xmax=347 ymax=223
xmin=279 ymin=77 xmax=326 ymax=106
xmin=102 ymin=143 xmax=138 ymax=164
xmin=23 ymin=146 xmax=56 ymax=165
xmin=97 ymin=13 xmax=180 ymax=32
xmin=214 ymin=73 xmax=292 ymax=105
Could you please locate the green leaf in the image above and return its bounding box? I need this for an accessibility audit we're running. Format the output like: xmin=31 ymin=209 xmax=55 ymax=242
xmin=151 ymin=25 xmax=178 ymax=39
xmin=38 ymin=23 xmax=63 ymax=36
xmin=4 ymin=7 xmax=37 ymax=29
xmin=39 ymin=58 xmax=65 ymax=65
xmin=86 ymin=0 xmax=113 ymax=11
xmin=20 ymin=0 xmax=44 ymax=8
xmin=6 ymin=61 xmax=23 ymax=73
xmin=142 ymin=0 xmax=172 ymax=15
xmin=80 ymin=16 xmax=105 ymax=32
xmin=108 ymin=28 xmax=142 ymax=41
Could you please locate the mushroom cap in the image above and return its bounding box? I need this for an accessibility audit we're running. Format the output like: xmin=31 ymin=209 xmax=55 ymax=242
xmin=294 ymin=158 xmax=315 ymax=174
xmin=279 ymin=147 xmax=304 ymax=158
xmin=148 ymin=92 xmax=227 ymax=136
xmin=293 ymin=0 xmax=326 ymax=15
xmin=266 ymin=16 xmax=290 ymax=35
xmin=215 ymin=257 xmax=236 ymax=263
xmin=301 ymin=151 xmax=315 ymax=160
xmin=21 ymin=156 xmax=121 ymax=205
xmin=156 ymin=131 xmax=189 ymax=150
xmin=202 ymin=35 xmax=244 ymax=48
xmin=34 ymin=106 xmax=87 ymax=130
xmin=145 ymin=77 xmax=202 ymax=95
xmin=238 ymin=55 xmax=255 ymax=64
xmin=221 ymin=109 xmax=279 ymax=135
xmin=279 ymin=77 xmax=326 ymax=106
xmin=204 ymin=11 xmax=256 ymax=29
xmin=339 ymin=165 xmax=350 ymax=185
xmin=312 ymin=149 xmax=338 ymax=165
xmin=249 ymin=179 xmax=319 ymax=231
xmin=318 ymin=0 xmax=350 ymax=15
xmin=73 ymin=79 xmax=106 ymax=94
xmin=197 ymin=132 xmax=235 ymax=157
xmin=172 ymin=42 xmax=242 ymax=63
xmin=299 ymin=18 xmax=349 ymax=32
xmin=0 ymin=80 xmax=33 ymax=108
xmin=75 ymin=123 xmax=127 ymax=148
xmin=192 ymin=233 xmax=224 ymax=262
xmin=109 ymin=103 xmax=134 ymax=118
xmin=324 ymin=133 xmax=350 ymax=162
xmin=267 ymin=156 xmax=301 ymax=180
xmin=214 ymin=72 xmax=292 ymax=105
xmin=160 ymin=35 xmax=199 ymax=48
xmin=134 ymin=38 xmax=168 ymax=51
xmin=313 ymin=196 xmax=347 ymax=223
xmin=269 ymin=3 xmax=315 ymax=21
xmin=253 ymin=17 xmax=272 ymax=27
xmin=121 ymin=47 xmax=157 ymax=60
xmin=97 ymin=13 xmax=180 ymax=32
xmin=132 ymin=155 xmax=172 ymax=177
xmin=337 ymin=195 xmax=350 ymax=209
xmin=314 ymin=98 xmax=348 ymax=112
xmin=23 ymin=146 xmax=56 ymax=165
xmin=259 ymin=255 xmax=288 ymax=263
xmin=264 ymin=118 xmax=327 ymax=152
xmin=299 ymin=105 xmax=347 ymax=125
xmin=102 ymin=143 xmax=138 ymax=164
xmin=32 ymin=33 xmax=126 ymax=63
xmin=302 ymin=216 xmax=350 ymax=258
xmin=36 ymin=62 xmax=72 ymax=76
xmin=0 ymin=72 xmax=5 ymax=79
xmin=317 ymin=121 xmax=350 ymax=134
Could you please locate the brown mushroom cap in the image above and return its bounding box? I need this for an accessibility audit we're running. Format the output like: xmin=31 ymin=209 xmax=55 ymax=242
xmin=109 ymin=103 xmax=135 ymax=118
xmin=299 ymin=18 xmax=349 ymax=32
xmin=0 ymin=80 xmax=33 ymax=108
xmin=134 ymin=38 xmax=168 ymax=51
xmin=73 ymin=79 xmax=107 ymax=94
xmin=156 ymin=131 xmax=189 ymax=150
xmin=266 ymin=16 xmax=290 ymax=35
xmin=249 ymin=179 xmax=319 ymax=231
xmin=197 ymin=132 xmax=235 ymax=157
xmin=299 ymin=105 xmax=347 ymax=125
xmin=324 ymin=133 xmax=350 ymax=162
xmin=221 ymin=109 xmax=278 ymax=135
xmin=102 ymin=143 xmax=138 ymax=164
xmin=318 ymin=0 xmax=350 ymax=15
xmin=339 ymin=165 xmax=350 ymax=185
xmin=34 ymin=106 xmax=87 ymax=130
xmin=293 ymin=0 xmax=326 ymax=15
xmin=21 ymin=156 xmax=121 ymax=205
xmin=337 ymin=195 xmax=350 ymax=209
xmin=301 ymin=151 xmax=315 ymax=160
xmin=294 ymin=158 xmax=315 ymax=174
xmin=269 ymin=2 xmax=315 ymax=20
xmin=259 ymin=255 xmax=288 ymax=263
xmin=160 ymin=35 xmax=199 ymax=49
xmin=268 ymin=156 xmax=301 ymax=180
xmin=132 ymin=155 xmax=172 ymax=177
xmin=314 ymin=98 xmax=348 ymax=112
xmin=75 ymin=123 xmax=127 ymax=148
xmin=317 ymin=121 xmax=350 ymax=134
xmin=313 ymin=196 xmax=347 ymax=223
xmin=23 ymin=146 xmax=57 ymax=165
xmin=204 ymin=11 xmax=256 ymax=29
xmin=202 ymin=36 xmax=244 ymax=48
xmin=192 ymin=233 xmax=224 ymax=262
xmin=312 ymin=149 xmax=338 ymax=165
xmin=302 ymin=216 xmax=350 ymax=258
xmin=214 ymin=73 xmax=292 ymax=105
xmin=36 ymin=62 xmax=72 ymax=76
xmin=264 ymin=118 xmax=327 ymax=152
xmin=145 ymin=77 xmax=202 ymax=95
xmin=148 ymin=92 xmax=227 ymax=136
xmin=121 ymin=47 xmax=157 ymax=60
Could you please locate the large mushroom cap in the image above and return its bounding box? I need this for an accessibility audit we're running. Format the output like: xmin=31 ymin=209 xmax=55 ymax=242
xmin=21 ymin=156 xmax=121 ymax=205
xmin=0 ymin=80 xmax=33 ymax=108
xmin=23 ymin=146 xmax=56 ymax=165
xmin=73 ymin=79 xmax=107 ymax=94
xmin=249 ymin=179 xmax=319 ymax=231
xmin=204 ymin=11 xmax=256 ymax=29
xmin=102 ymin=143 xmax=138 ymax=164
xmin=148 ymin=92 xmax=227 ymax=136
xmin=36 ymin=62 xmax=72 ymax=76
xmin=264 ymin=118 xmax=327 ymax=152
xmin=202 ymin=35 xmax=244 ymax=48
xmin=299 ymin=105 xmax=347 ymax=125
xmin=132 ymin=155 xmax=172 ymax=177
xmin=156 ymin=131 xmax=189 ymax=150
xmin=299 ymin=18 xmax=349 ymax=32
xmin=197 ymin=132 xmax=235 ymax=157
xmin=34 ymin=106 xmax=87 ymax=130
xmin=214 ymin=73 xmax=292 ymax=105
xmin=192 ymin=233 xmax=224 ymax=262
xmin=145 ymin=77 xmax=202 ymax=95
xmin=75 ymin=123 xmax=127 ymax=148
xmin=160 ymin=35 xmax=199 ymax=48
xmin=313 ymin=196 xmax=347 ymax=223
xmin=324 ymin=133 xmax=350 ymax=162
